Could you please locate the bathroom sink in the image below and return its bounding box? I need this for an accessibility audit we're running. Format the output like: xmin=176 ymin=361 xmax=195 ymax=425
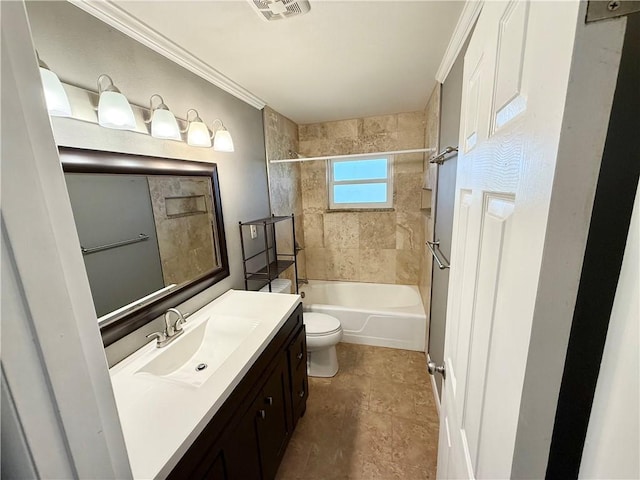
xmin=136 ymin=315 xmax=260 ymax=387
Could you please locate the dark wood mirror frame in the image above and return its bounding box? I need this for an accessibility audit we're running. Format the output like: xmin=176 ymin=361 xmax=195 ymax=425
xmin=59 ymin=147 xmax=230 ymax=347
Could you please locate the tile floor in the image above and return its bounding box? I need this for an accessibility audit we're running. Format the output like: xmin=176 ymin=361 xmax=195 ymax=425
xmin=276 ymin=343 xmax=440 ymax=480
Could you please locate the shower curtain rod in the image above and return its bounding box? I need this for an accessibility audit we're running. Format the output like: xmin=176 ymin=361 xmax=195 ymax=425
xmin=269 ymin=147 xmax=436 ymax=164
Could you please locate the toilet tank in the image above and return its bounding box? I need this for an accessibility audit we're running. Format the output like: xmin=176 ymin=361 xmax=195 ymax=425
xmin=259 ymin=279 xmax=292 ymax=294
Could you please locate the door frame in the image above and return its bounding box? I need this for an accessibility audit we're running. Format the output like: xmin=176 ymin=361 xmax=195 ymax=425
xmin=1 ymin=2 xmax=131 ymax=477
xmin=434 ymin=1 xmax=637 ymax=478
xmin=545 ymin=12 xmax=639 ymax=478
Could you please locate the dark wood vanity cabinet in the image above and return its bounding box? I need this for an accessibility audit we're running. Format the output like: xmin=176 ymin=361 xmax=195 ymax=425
xmin=168 ymin=302 xmax=306 ymax=480
xmin=287 ymin=326 xmax=309 ymax=425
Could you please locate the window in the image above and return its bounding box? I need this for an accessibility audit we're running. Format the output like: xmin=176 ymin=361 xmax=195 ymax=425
xmin=328 ymin=156 xmax=393 ymax=209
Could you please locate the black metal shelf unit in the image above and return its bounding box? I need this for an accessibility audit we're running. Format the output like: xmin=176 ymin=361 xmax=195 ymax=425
xmin=239 ymin=214 xmax=299 ymax=293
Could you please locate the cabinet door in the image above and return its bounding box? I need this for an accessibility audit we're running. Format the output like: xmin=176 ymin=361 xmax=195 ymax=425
xmin=202 ymin=453 xmax=226 ymax=480
xmin=222 ymin=398 xmax=263 ymax=480
xmin=256 ymin=355 xmax=291 ymax=480
xmin=287 ymin=326 xmax=308 ymax=423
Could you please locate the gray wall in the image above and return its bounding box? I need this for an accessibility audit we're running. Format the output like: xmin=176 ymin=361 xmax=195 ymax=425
xmin=429 ymin=30 xmax=472 ymax=397
xmin=25 ymin=1 xmax=271 ymax=365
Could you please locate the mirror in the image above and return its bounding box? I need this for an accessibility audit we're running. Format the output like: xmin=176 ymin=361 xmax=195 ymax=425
xmin=60 ymin=147 xmax=229 ymax=346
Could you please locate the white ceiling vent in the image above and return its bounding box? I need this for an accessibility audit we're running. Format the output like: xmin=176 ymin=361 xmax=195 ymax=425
xmin=249 ymin=0 xmax=311 ymax=21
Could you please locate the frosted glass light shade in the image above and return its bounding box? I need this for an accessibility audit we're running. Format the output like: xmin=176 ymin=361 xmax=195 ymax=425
xmin=213 ymin=128 xmax=235 ymax=152
xmin=187 ymin=121 xmax=212 ymax=147
xmin=151 ymin=108 xmax=181 ymax=141
xmin=98 ymin=90 xmax=136 ymax=130
xmin=39 ymin=67 xmax=72 ymax=117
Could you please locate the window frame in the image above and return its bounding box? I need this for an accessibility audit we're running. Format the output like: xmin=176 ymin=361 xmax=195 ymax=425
xmin=327 ymin=155 xmax=394 ymax=210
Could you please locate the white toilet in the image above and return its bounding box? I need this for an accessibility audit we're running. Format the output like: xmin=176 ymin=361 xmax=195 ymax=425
xmin=260 ymin=279 xmax=343 ymax=377
xmin=303 ymin=312 xmax=342 ymax=377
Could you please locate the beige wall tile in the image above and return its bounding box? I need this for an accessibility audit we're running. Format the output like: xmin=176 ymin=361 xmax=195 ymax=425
xmin=396 ymin=250 xmax=420 ymax=285
xmin=299 ymin=139 xmax=328 ymax=157
xmin=296 ymin=250 xmax=307 ymax=282
xmin=397 ymin=129 xmax=426 ymax=149
xmin=305 ymin=247 xmax=327 ymax=280
xmin=424 ymin=86 xmax=441 ymax=153
xmin=397 ymin=110 xmax=426 ymax=132
xmin=363 ymin=115 xmax=398 ymax=135
xmin=299 ymin=123 xmax=328 ymax=141
xmin=295 ymin=109 xmax=434 ymax=287
xmin=301 ymin=162 xmax=328 ymax=213
xmin=359 ymin=249 xmax=396 ymax=284
xmin=357 ymin=132 xmax=398 ymax=153
xmin=326 ymin=248 xmax=359 ymax=281
xmin=396 ymin=211 xmax=424 ymax=250
xmin=324 ymin=212 xmax=359 ymax=249
xmin=395 ymin=173 xmax=423 ymax=212
xmin=326 ymin=119 xmax=359 ymax=139
xmin=303 ymin=213 xmax=325 ymax=248
xmin=359 ymin=212 xmax=396 ymax=249
xmin=394 ymin=153 xmax=424 ymax=174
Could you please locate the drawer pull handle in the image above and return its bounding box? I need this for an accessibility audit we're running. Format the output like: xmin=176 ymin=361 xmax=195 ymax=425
xmin=258 ymin=409 xmax=266 ymax=420
xmin=298 ymin=390 xmax=305 ymax=398
xmin=296 ymin=352 xmax=303 ymax=360
xmin=265 ymin=396 xmax=273 ymax=406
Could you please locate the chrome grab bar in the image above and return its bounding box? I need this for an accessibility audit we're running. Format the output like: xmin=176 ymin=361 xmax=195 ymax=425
xmin=81 ymin=233 xmax=149 ymax=255
xmin=427 ymin=240 xmax=451 ymax=270
xmin=429 ymin=146 xmax=458 ymax=165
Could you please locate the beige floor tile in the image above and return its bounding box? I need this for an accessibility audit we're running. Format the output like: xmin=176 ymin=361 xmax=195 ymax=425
xmin=341 ymin=410 xmax=394 ymax=461
xmin=359 ymin=456 xmax=433 ymax=480
xmin=391 ymin=416 xmax=439 ymax=470
xmin=370 ymin=377 xmax=420 ymax=420
xmin=305 ymin=441 xmax=364 ymax=479
xmin=278 ymin=343 xmax=439 ymax=480
xmin=276 ymin=435 xmax=312 ymax=480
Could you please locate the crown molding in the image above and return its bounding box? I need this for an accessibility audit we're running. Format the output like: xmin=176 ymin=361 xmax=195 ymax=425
xmin=435 ymin=0 xmax=483 ymax=84
xmin=68 ymin=0 xmax=266 ymax=110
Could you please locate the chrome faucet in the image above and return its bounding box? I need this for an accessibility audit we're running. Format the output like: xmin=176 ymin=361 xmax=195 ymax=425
xmin=147 ymin=308 xmax=190 ymax=348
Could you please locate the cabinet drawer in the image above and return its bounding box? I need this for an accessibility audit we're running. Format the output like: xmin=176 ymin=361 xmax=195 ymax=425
xmin=288 ymin=326 xmax=306 ymax=372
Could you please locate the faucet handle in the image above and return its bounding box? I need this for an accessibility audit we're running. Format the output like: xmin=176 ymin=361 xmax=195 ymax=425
xmin=146 ymin=331 xmax=167 ymax=346
xmin=175 ymin=316 xmax=187 ymax=332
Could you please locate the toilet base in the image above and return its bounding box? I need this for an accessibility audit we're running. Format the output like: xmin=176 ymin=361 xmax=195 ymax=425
xmin=307 ymin=345 xmax=339 ymax=377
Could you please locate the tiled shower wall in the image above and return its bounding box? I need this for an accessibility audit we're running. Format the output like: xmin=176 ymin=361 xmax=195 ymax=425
xmin=263 ymin=106 xmax=306 ymax=288
xmin=148 ymin=177 xmax=218 ymax=286
xmin=298 ymin=112 xmax=428 ymax=284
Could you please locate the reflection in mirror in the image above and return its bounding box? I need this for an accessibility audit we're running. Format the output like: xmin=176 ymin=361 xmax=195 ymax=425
xmin=65 ymin=174 xmax=221 ymax=318
xmin=60 ymin=148 xmax=229 ymax=347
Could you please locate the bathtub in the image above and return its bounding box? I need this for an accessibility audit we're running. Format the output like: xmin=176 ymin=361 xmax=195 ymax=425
xmin=299 ymin=280 xmax=427 ymax=351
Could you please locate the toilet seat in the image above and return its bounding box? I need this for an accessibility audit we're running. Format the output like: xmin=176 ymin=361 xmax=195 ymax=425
xmin=304 ymin=312 xmax=342 ymax=336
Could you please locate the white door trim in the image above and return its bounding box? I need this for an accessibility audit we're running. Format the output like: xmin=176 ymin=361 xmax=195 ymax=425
xmin=1 ymin=2 xmax=131 ymax=477
xmin=435 ymin=0 xmax=483 ymax=84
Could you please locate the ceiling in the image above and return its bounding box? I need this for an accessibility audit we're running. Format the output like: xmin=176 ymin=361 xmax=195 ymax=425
xmin=112 ymin=1 xmax=464 ymax=124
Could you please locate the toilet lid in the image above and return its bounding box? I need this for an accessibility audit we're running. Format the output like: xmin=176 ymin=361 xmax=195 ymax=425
xmin=303 ymin=312 xmax=341 ymax=335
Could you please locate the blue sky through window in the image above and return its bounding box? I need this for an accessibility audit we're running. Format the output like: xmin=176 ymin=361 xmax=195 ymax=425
xmin=333 ymin=183 xmax=387 ymax=204
xmin=333 ymin=159 xmax=388 ymax=181
xmin=330 ymin=157 xmax=391 ymax=207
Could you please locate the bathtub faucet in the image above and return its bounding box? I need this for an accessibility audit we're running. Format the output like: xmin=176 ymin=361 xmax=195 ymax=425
xmin=298 ymin=278 xmax=309 ymax=285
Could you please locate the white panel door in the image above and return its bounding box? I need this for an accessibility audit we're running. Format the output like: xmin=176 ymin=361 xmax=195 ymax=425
xmin=436 ymin=1 xmax=586 ymax=478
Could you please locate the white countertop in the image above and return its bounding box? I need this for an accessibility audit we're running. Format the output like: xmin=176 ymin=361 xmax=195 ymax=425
xmin=109 ymin=290 xmax=301 ymax=479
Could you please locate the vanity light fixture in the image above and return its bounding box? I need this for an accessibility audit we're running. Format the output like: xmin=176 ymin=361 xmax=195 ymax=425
xmin=37 ymin=51 xmax=72 ymax=117
xmin=148 ymin=94 xmax=181 ymax=141
xmin=97 ymin=74 xmax=137 ymax=130
xmin=211 ymin=119 xmax=235 ymax=152
xmin=184 ymin=109 xmax=212 ymax=148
